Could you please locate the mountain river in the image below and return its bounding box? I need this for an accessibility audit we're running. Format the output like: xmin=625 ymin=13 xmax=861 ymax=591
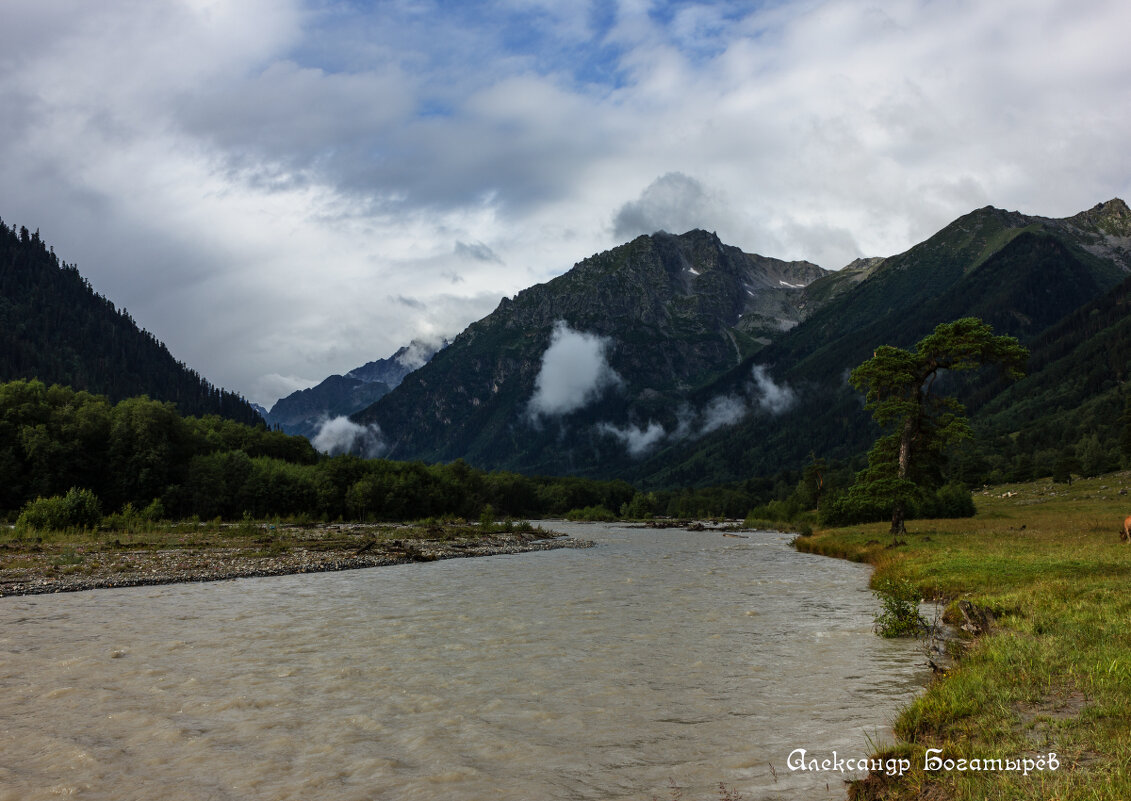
xmin=0 ymin=523 xmax=927 ymax=800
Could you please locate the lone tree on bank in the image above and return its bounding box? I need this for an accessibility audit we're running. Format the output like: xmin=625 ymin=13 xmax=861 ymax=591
xmin=848 ymin=318 xmax=1028 ymax=540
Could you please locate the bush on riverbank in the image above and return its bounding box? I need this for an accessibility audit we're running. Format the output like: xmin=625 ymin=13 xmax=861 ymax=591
xmin=15 ymin=487 xmax=102 ymax=534
xmin=796 ymin=471 xmax=1131 ymax=801
xmin=820 ymin=480 xmax=976 ymax=526
xmin=565 ymin=505 xmax=616 ymax=522
xmin=872 ymin=577 xmax=927 ymax=637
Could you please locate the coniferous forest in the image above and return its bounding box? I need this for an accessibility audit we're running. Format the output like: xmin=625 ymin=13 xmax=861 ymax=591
xmin=0 ymin=218 xmax=260 ymax=424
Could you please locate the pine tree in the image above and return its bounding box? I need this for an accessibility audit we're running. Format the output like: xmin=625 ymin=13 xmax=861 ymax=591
xmin=847 ymin=318 xmax=1028 ymax=539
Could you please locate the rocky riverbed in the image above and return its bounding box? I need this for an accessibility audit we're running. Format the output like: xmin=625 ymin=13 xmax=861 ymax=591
xmin=0 ymin=523 xmax=591 ymax=597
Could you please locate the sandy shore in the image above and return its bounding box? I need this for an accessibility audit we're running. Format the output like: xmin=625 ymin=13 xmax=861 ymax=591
xmin=0 ymin=526 xmax=593 ymax=597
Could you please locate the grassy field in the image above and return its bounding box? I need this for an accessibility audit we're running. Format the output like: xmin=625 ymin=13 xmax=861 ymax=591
xmin=795 ymin=472 xmax=1131 ymax=800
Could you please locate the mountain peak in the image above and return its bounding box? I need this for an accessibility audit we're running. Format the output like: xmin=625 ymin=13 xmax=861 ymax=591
xmin=1067 ymin=198 xmax=1131 ymax=234
xmin=346 ymin=338 xmax=448 ymax=384
xmin=1049 ymin=197 xmax=1131 ymax=272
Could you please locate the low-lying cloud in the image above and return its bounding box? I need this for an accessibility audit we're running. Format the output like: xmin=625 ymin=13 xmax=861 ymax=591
xmin=681 ymin=364 xmax=798 ymax=440
xmin=310 ymin=416 xmax=387 ymax=458
xmin=596 ymin=364 xmax=796 ymax=457
xmin=696 ymin=364 xmax=796 ymax=432
xmin=527 ymin=321 xmax=622 ymax=420
xmin=596 ymin=421 xmax=666 ymax=457
xmin=750 ymin=365 xmax=796 ymax=415
xmin=395 ymin=338 xmax=446 ymax=371
xmin=700 ymin=394 xmax=747 ymax=434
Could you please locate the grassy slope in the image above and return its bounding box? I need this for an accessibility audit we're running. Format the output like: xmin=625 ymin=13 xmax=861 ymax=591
xmin=795 ymin=472 xmax=1131 ymax=800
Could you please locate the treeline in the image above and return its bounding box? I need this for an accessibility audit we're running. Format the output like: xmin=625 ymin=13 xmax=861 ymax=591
xmin=8 ymin=376 xmax=1126 ymax=531
xmin=743 ymin=407 xmax=1131 ymax=529
xmin=1 ymin=380 xmax=314 ymax=518
xmin=3 ymin=379 xmax=775 ymax=523
xmin=0 ymin=219 xmax=260 ymax=423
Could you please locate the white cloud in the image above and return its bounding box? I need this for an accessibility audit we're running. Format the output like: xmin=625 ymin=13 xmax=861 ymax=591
xmin=598 ymin=363 xmax=796 ymax=455
xmin=310 ymin=416 xmax=386 ymax=458
xmin=691 ymin=365 xmax=796 ymax=437
xmin=527 ymin=321 xmax=621 ymax=420
xmin=393 ymin=340 xmax=436 ymax=371
xmin=597 ymin=421 xmax=666 ymax=457
xmin=700 ymin=394 xmax=747 ymax=434
xmin=750 ymin=365 xmax=796 ymax=415
xmin=612 ymin=172 xmax=731 ymax=239
xmin=0 ymin=0 xmax=1128 ymax=407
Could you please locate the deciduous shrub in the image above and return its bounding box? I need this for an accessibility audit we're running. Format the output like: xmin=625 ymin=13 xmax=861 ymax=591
xmin=565 ymin=505 xmax=616 ymax=522
xmin=16 ymin=487 xmax=103 ymax=533
xmin=873 ymin=578 xmax=926 ymax=638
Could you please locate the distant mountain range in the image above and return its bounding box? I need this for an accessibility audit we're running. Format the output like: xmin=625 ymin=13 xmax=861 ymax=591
xmin=264 ymin=340 xmax=447 ymax=438
xmin=351 ymin=199 xmax=1131 ymax=487
xmin=0 ymin=219 xmax=260 ymax=424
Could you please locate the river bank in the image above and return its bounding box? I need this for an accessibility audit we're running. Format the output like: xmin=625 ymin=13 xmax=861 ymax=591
xmin=0 ymin=522 xmax=591 ymax=597
xmin=794 ymin=471 xmax=1131 ymax=801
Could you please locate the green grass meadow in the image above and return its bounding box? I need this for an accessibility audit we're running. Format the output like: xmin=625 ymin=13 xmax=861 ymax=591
xmin=796 ymin=472 xmax=1131 ymax=800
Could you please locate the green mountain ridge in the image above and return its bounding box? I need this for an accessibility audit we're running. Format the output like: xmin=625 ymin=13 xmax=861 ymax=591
xmin=631 ymin=201 xmax=1131 ymax=487
xmin=962 ymin=269 xmax=1131 ymax=480
xmin=354 ymin=229 xmax=830 ymax=472
xmin=356 ymin=199 xmax=1131 ymax=488
xmin=7 ymin=196 xmax=1128 ymax=493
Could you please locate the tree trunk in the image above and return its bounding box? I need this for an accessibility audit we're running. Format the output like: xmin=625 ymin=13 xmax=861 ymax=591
xmin=890 ymin=502 xmax=906 ymax=541
xmin=891 ymin=416 xmax=914 ymax=542
xmin=897 ymin=417 xmax=915 ymax=480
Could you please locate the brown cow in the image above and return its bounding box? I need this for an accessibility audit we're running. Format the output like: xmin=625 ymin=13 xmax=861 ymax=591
xmin=1121 ymin=516 xmax=1131 ymax=544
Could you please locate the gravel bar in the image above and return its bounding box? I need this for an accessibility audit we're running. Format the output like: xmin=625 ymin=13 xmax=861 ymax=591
xmin=0 ymin=529 xmax=594 ymax=597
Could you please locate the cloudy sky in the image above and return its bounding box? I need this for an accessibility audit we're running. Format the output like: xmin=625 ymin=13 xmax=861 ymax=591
xmin=2 ymin=0 xmax=1129 ymax=406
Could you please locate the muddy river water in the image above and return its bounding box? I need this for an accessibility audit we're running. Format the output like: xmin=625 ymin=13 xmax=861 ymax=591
xmin=0 ymin=523 xmax=926 ymax=800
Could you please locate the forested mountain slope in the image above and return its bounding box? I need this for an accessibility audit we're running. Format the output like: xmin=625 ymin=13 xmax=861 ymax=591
xmin=634 ymin=200 xmax=1131 ymax=487
xmin=0 ymin=219 xmax=260 ymax=423
xmin=356 ymin=200 xmax=1131 ymax=488
xmin=354 ymin=229 xmax=829 ymax=475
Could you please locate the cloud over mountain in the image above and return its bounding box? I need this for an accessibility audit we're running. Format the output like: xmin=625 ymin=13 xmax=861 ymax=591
xmin=527 ymin=321 xmax=622 ymax=420
xmin=613 ymin=172 xmax=727 ymax=239
xmin=310 ymin=416 xmax=386 ymax=458
xmin=598 ymin=364 xmax=797 ymax=457
xmin=597 ymin=421 xmax=667 ymax=457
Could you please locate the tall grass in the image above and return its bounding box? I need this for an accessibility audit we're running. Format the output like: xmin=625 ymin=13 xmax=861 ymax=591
xmin=797 ymin=472 xmax=1131 ymax=800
